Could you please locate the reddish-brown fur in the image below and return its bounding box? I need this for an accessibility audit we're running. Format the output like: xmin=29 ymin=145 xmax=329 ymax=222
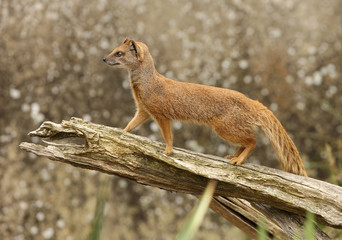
xmin=103 ymin=39 xmax=307 ymax=176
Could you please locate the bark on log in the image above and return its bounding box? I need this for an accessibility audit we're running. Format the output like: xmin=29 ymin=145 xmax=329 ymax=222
xmin=19 ymin=118 xmax=342 ymax=239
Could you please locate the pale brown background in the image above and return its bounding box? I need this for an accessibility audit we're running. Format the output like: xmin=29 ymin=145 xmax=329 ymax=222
xmin=1 ymin=0 xmax=341 ymax=239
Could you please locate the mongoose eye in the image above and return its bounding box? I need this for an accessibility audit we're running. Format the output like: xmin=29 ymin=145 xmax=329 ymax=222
xmin=114 ymin=51 xmax=125 ymax=57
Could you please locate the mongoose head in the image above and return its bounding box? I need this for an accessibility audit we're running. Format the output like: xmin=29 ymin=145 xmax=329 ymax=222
xmin=103 ymin=38 xmax=147 ymax=70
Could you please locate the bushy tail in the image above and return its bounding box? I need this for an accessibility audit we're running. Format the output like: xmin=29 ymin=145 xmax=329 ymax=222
xmin=257 ymin=109 xmax=307 ymax=176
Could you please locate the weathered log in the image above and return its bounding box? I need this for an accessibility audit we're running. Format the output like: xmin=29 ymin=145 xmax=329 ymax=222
xmin=19 ymin=118 xmax=342 ymax=239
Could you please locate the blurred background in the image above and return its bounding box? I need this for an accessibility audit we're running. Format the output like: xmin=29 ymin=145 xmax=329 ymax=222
xmin=1 ymin=0 xmax=341 ymax=239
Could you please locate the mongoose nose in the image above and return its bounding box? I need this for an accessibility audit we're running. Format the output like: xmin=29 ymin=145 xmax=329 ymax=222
xmin=103 ymin=58 xmax=107 ymax=62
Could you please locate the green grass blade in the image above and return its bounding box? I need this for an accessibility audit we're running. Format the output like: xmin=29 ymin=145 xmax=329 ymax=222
xmin=88 ymin=175 xmax=112 ymax=240
xmin=257 ymin=219 xmax=267 ymax=240
xmin=304 ymin=211 xmax=316 ymax=240
xmin=175 ymin=180 xmax=218 ymax=240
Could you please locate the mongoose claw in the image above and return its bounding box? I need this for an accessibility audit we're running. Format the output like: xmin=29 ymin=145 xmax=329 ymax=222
xmin=164 ymin=146 xmax=173 ymax=155
xmin=229 ymin=157 xmax=243 ymax=166
xmin=156 ymin=149 xmax=173 ymax=156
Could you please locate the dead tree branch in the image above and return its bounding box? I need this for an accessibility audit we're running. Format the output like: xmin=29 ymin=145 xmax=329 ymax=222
xmin=19 ymin=118 xmax=342 ymax=239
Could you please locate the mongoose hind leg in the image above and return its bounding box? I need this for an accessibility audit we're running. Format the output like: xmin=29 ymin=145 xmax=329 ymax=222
xmin=229 ymin=140 xmax=256 ymax=165
xmin=224 ymin=146 xmax=245 ymax=159
xmin=212 ymin=120 xmax=256 ymax=164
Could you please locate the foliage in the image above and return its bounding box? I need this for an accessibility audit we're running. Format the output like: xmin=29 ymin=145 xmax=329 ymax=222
xmin=88 ymin=175 xmax=112 ymax=240
xmin=175 ymin=180 xmax=217 ymax=240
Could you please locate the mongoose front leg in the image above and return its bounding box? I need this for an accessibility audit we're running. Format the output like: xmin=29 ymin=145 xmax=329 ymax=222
xmin=154 ymin=117 xmax=173 ymax=155
xmin=124 ymin=109 xmax=150 ymax=132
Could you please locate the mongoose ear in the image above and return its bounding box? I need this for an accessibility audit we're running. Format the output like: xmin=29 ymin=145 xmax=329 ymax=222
xmin=122 ymin=38 xmax=129 ymax=44
xmin=130 ymin=40 xmax=144 ymax=61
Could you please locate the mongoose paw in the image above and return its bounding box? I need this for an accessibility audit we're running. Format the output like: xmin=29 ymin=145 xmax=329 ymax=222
xmin=164 ymin=149 xmax=172 ymax=155
xmin=224 ymin=154 xmax=234 ymax=159
xmin=229 ymin=157 xmax=243 ymax=166
xmin=157 ymin=149 xmax=173 ymax=155
xmin=164 ymin=146 xmax=173 ymax=155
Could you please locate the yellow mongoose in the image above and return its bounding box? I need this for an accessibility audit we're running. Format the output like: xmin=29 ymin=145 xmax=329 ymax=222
xmin=103 ymin=39 xmax=307 ymax=177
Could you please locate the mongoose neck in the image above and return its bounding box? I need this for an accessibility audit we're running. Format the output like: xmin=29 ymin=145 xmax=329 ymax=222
xmin=129 ymin=57 xmax=157 ymax=84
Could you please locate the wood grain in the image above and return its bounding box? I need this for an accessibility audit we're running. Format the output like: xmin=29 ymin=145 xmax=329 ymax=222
xmin=19 ymin=118 xmax=342 ymax=239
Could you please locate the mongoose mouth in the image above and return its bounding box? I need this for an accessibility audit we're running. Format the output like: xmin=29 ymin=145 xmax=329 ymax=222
xmin=103 ymin=58 xmax=120 ymax=66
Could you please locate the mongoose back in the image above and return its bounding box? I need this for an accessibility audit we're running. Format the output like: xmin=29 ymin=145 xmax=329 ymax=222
xmin=103 ymin=38 xmax=307 ymax=177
